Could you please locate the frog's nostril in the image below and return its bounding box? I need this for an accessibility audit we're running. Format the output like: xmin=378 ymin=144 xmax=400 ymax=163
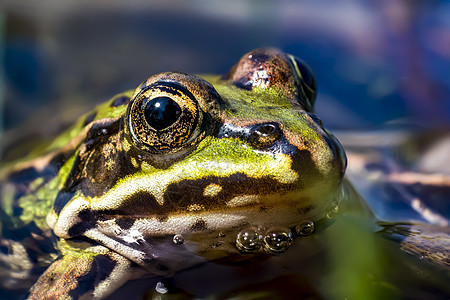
xmin=250 ymin=122 xmax=281 ymax=148
xmin=255 ymin=124 xmax=276 ymax=136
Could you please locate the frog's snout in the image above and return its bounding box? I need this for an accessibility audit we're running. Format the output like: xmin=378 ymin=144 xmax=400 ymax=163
xmin=218 ymin=121 xmax=282 ymax=149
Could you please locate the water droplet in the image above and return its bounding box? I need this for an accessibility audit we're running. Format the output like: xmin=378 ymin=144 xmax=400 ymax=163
xmin=236 ymin=227 xmax=262 ymax=253
xmin=295 ymin=221 xmax=315 ymax=236
xmin=263 ymin=227 xmax=293 ymax=254
xmin=327 ymin=201 xmax=339 ymax=219
xmin=173 ymin=234 xmax=184 ymax=245
xmin=155 ymin=281 xmax=168 ymax=294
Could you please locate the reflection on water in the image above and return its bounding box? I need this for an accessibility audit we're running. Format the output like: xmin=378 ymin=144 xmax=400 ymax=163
xmin=109 ymin=214 xmax=449 ymax=300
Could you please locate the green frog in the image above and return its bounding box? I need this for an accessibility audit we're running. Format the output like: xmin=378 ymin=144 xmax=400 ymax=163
xmin=0 ymin=48 xmax=347 ymax=299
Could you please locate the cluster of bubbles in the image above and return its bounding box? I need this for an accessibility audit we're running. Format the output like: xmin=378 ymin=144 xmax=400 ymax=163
xmin=235 ymin=220 xmax=315 ymax=254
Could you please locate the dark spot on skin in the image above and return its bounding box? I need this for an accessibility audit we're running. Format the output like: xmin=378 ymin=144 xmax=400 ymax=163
xmin=258 ymin=206 xmax=271 ymax=213
xmin=297 ymin=205 xmax=313 ymax=215
xmin=67 ymin=254 xmax=117 ymax=298
xmin=67 ymin=236 xmax=100 ymax=246
xmin=83 ymin=112 xmax=97 ymax=126
xmin=116 ymin=217 xmax=135 ymax=230
xmin=102 ymin=191 xmax=162 ymax=217
xmin=67 ymin=209 xmax=97 ymax=237
xmin=110 ymin=95 xmax=130 ymax=107
xmin=289 ymin=148 xmax=323 ymax=189
xmin=190 ymin=219 xmax=207 ymax=231
xmin=210 ymin=241 xmax=224 ymax=248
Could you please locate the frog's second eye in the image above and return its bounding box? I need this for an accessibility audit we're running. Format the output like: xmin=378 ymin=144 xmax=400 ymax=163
xmin=289 ymin=56 xmax=317 ymax=111
xmin=127 ymin=81 xmax=202 ymax=154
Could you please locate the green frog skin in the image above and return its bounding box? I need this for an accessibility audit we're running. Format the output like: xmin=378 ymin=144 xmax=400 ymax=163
xmin=0 ymin=48 xmax=346 ymax=299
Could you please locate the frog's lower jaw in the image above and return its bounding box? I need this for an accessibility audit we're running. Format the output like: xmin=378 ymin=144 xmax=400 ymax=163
xmin=30 ymin=184 xmax=345 ymax=299
xmin=49 ymin=188 xmax=338 ymax=266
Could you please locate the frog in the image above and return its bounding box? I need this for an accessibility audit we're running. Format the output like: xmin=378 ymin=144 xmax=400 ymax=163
xmin=0 ymin=47 xmax=349 ymax=299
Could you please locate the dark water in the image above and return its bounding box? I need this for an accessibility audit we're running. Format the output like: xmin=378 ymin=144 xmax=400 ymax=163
xmin=105 ymin=215 xmax=450 ymax=300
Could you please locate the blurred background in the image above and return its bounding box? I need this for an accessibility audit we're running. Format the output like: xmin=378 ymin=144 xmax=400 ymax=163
xmin=1 ymin=0 xmax=449 ymax=135
xmin=0 ymin=1 xmax=449 ymax=298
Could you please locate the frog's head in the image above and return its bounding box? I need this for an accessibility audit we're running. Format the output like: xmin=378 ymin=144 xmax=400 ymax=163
xmin=49 ymin=48 xmax=346 ymax=270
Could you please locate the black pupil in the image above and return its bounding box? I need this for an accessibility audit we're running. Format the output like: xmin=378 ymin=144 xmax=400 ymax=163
xmin=144 ymin=96 xmax=182 ymax=130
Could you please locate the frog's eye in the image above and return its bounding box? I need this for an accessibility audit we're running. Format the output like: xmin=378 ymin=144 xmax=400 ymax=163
xmin=288 ymin=55 xmax=317 ymax=112
xmin=127 ymin=81 xmax=202 ymax=153
xmin=227 ymin=48 xmax=317 ymax=112
xmin=144 ymin=96 xmax=182 ymax=130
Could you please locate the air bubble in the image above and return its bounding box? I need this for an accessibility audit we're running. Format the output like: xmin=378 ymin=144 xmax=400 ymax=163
xmin=236 ymin=227 xmax=262 ymax=253
xmin=155 ymin=281 xmax=168 ymax=294
xmin=327 ymin=201 xmax=339 ymax=219
xmin=295 ymin=221 xmax=315 ymax=236
xmin=173 ymin=234 xmax=184 ymax=245
xmin=263 ymin=227 xmax=293 ymax=254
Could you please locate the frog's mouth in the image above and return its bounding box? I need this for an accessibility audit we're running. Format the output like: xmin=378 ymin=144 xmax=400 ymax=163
xmin=95 ymin=180 xmax=340 ymax=241
xmin=50 ymin=175 xmax=344 ymax=274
